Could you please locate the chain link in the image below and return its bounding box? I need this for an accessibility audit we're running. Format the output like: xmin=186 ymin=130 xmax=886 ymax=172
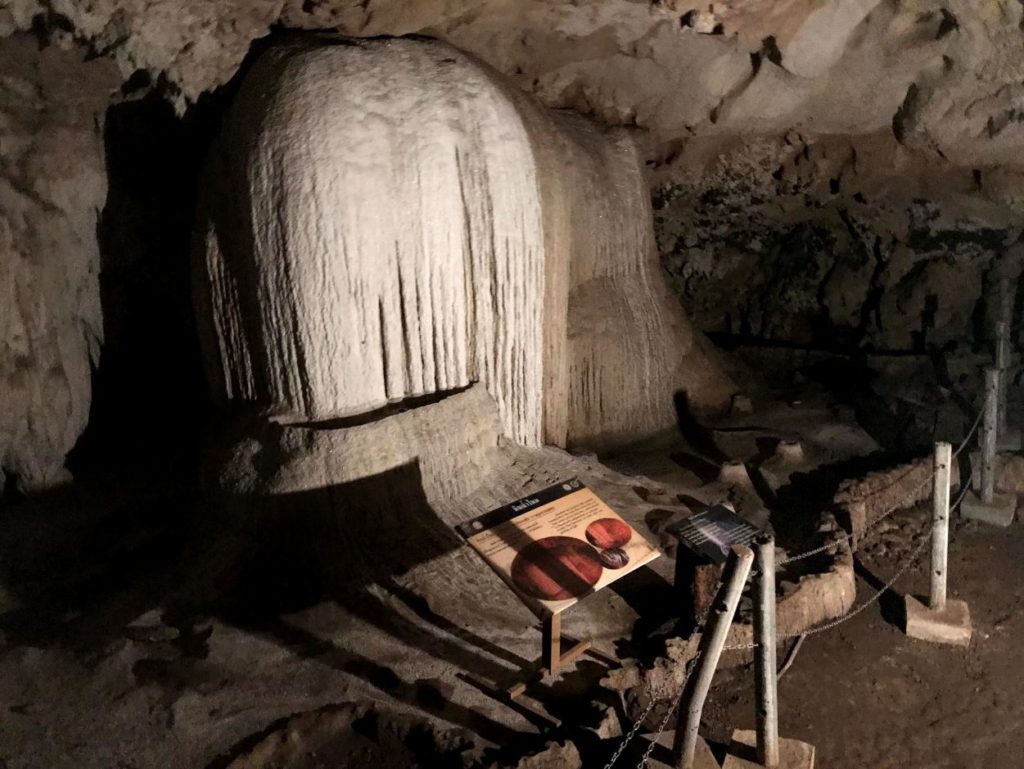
xmin=776 ymin=472 xmax=929 ymax=566
xmin=600 ymin=687 xmax=661 ymax=769
xmin=633 ymin=651 xmax=703 ymax=769
xmin=724 ymin=519 xmax=933 ymax=651
xmin=603 ymin=630 xmax=708 ymax=768
xmin=727 ymin=468 xmax=974 ymax=651
xmin=603 ymin=417 xmax=981 ymax=764
xmin=777 ymin=519 xmax=933 ymax=641
xmin=779 ymin=411 xmax=980 ymax=566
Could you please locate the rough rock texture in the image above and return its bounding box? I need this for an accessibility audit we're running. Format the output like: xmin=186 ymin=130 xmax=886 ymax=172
xmin=8 ymin=1 xmax=1024 ymax=389
xmin=195 ymin=38 xmax=734 ymax=450
xmin=605 ymin=508 xmax=856 ymax=718
xmin=0 ymin=35 xmax=117 ymax=491
xmin=0 ymin=0 xmax=282 ymax=108
xmin=834 ymin=454 xmax=960 ymax=541
xmin=969 ymin=451 xmax=1024 ymax=496
xmin=6 ymin=1 xmax=1023 ymax=167
xmin=502 ymin=741 xmax=581 ymax=769
xmin=6 ymin=0 xmax=1024 ymax=477
xmin=654 ymin=132 xmax=1023 ymax=354
xmin=9 ymin=1 xmax=1022 ymax=164
xmin=205 ymin=383 xmax=689 ymax=636
xmin=220 ymin=702 xmax=476 ymax=769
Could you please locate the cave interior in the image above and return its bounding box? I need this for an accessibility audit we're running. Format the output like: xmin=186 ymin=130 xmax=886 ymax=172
xmin=2 ymin=2 xmax=1024 ymax=768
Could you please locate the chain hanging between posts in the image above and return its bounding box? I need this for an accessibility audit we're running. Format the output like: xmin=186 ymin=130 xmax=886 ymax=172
xmin=726 ymin=468 xmax=974 ymax=651
xmin=601 ymin=650 xmax=706 ymax=769
xmin=779 ymin=410 xmax=980 ymax=566
xmin=603 ymin=416 xmax=981 ymax=766
xmin=634 ymin=651 xmax=703 ymax=769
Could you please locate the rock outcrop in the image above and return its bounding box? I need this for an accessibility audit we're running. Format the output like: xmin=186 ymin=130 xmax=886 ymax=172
xmin=654 ymin=131 xmax=1023 ymax=353
xmin=0 ymin=35 xmax=117 ymax=491
xmin=195 ymin=38 xmax=734 ymax=451
xmin=7 ymin=1 xmax=1024 ymax=483
xmin=7 ymin=2 xmax=1024 ymax=397
xmin=7 ymin=2 xmax=1024 ymax=172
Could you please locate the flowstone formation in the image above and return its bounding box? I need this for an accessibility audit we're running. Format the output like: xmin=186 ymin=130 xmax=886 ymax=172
xmin=13 ymin=3 xmax=1024 ymax=370
xmin=7 ymin=1 xmax=1024 ymax=488
xmin=195 ymin=37 xmax=734 ymax=452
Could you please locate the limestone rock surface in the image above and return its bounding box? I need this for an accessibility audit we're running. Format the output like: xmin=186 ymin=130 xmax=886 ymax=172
xmin=7 ymin=1 xmax=1023 ymax=173
xmin=195 ymin=38 xmax=735 ymax=450
xmin=8 ymin=2 xmax=1024 ymax=385
xmin=0 ymin=35 xmax=116 ymax=491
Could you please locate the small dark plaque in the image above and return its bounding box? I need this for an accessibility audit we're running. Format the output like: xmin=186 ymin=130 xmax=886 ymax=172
xmin=667 ymin=504 xmax=763 ymax=564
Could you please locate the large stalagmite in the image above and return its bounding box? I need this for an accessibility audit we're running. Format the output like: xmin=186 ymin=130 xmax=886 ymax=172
xmin=195 ymin=37 xmax=734 ymax=452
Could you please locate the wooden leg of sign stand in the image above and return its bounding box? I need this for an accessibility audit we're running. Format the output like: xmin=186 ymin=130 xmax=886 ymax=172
xmin=543 ymin=612 xmax=561 ymax=675
xmin=462 ymin=614 xmax=608 ymax=727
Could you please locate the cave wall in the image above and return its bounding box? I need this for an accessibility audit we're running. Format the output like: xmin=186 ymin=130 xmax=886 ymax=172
xmin=0 ymin=35 xmax=118 ymax=492
xmin=7 ymin=1 xmax=1022 ymax=166
xmin=8 ymin=2 xmax=1023 ymax=348
xmin=4 ymin=0 xmax=1024 ymax=482
xmin=654 ymin=132 xmax=1023 ymax=353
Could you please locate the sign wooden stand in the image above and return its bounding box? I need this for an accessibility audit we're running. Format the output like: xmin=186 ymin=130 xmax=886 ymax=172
xmin=463 ymin=613 xmax=616 ymax=726
xmin=455 ymin=479 xmax=655 ymax=726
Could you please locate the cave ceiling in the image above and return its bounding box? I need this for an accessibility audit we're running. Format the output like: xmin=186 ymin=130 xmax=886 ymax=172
xmin=3 ymin=0 xmax=1023 ymax=171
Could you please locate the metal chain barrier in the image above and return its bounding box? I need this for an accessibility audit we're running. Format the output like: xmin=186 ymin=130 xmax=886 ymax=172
xmin=600 ymin=686 xmax=663 ymax=769
xmin=604 ymin=415 xmax=982 ymax=767
xmin=633 ymin=651 xmax=703 ymax=769
xmin=778 ymin=409 xmax=981 ymax=567
xmin=776 ymin=469 xmax=932 ymax=566
xmin=602 ymin=647 xmax=707 ymax=769
xmin=782 ymin=465 xmax=973 ymax=643
xmin=727 ymin=467 xmax=974 ymax=651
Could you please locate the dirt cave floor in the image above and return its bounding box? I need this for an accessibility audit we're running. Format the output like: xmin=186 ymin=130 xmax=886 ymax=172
xmin=1 ymin=389 xmax=1023 ymax=769
xmin=698 ymin=513 xmax=1024 ymax=769
xmin=3 ymin=492 xmax=1022 ymax=769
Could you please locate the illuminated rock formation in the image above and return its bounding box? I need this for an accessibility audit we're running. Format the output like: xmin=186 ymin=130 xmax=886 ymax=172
xmin=195 ymin=37 xmax=734 ymax=451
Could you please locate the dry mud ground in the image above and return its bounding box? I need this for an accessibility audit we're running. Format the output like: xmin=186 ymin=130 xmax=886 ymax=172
xmin=1 ymin=456 xmax=1023 ymax=769
xmin=701 ymin=513 xmax=1024 ymax=769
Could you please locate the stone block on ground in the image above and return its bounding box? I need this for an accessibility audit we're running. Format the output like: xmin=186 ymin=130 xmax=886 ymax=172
xmin=996 ymin=426 xmax=1022 ymax=452
xmin=960 ymin=491 xmax=1016 ymax=527
xmin=721 ymin=729 xmax=814 ymax=769
xmin=904 ymin=595 xmax=972 ymax=647
xmin=648 ymin=730 xmax=720 ymax=769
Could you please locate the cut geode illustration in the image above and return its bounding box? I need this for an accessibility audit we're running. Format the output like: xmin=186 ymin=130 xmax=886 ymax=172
xmin=510 ymin=536 xmax=604 ymax=600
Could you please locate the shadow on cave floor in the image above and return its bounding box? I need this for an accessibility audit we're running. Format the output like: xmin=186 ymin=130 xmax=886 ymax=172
xmin=0 ymin=371 xmax=963 ymax=767
xmin=769 ymin=450 xmax=923 ymax=551
xmin=852 ymin=556 xmax=906 ymax=630
xmin=0 ymin=465 xmax=192 ymax=650
xmin=0 ymin=458 xmax=616 ymax=754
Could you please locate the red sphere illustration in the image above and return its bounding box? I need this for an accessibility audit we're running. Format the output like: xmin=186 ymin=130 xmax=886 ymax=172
xmin=585 ymin=518 xmax=633 ymax=550
xmin=510 ymin=536 xmax=603 ymax=601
